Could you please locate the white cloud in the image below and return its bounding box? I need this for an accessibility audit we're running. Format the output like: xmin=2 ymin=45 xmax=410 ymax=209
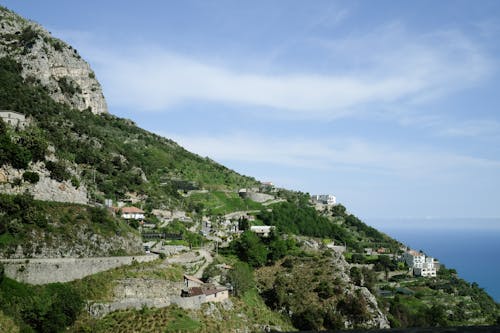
xmin=60 ymin=23 xmax=492 ymax=119
xmin=437 ymin=119 xmax=500 ymax=138
xmin=166 ymin=132 xmax=500 ymax=178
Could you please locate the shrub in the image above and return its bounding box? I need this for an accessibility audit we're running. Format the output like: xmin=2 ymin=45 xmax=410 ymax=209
xmin=22 ymin=171 xmax=39 ymax=184
xmin=45 ymin=161 xmax=70 ymax=182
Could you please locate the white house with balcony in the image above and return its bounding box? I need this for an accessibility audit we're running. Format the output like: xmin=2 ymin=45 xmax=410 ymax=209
xmin=402 ymin=250 xmax=437 ymax=277
xmin=414 ymin=257 xmax=437 ymax=277
xmin=311 ymin=194 xmax=336 ymax=205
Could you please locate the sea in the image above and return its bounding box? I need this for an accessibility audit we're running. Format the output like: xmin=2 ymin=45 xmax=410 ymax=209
xmin=366 ymin=218 xmax=500 ymax=302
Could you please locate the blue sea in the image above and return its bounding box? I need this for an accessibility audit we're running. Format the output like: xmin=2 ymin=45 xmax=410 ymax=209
xmin=367 ymin=218 xmax=500 ymax=302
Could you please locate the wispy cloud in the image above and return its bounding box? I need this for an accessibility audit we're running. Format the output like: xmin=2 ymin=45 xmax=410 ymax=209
xmin=58 ymin=23 xmax=493 ymax=120
xmin=166 ymin=132 xmax=500 ymax=178
xmin=437 ymin=119 xmax=500 ymax=138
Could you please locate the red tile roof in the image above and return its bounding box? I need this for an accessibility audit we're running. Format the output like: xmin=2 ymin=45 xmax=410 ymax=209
xmin=121 ymin=206 xmax=144 ymax=214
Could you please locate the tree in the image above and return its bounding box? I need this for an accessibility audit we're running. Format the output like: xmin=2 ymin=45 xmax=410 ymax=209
xmin=234 ymin=230 xmax=268 ymax=267
xmin=330 ymin=204 xmax=347 ymax=217
xmin=238 ymin=217 xmax=249 ymax=231
xmin=227 ymin=262 xmax=254 ymax=297
xmin=292 ymin=306 xmax=324 ymax=331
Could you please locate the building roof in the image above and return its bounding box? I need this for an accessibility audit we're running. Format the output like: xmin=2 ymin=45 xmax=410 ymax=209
xmin=0 ymin=110 xmax=25 ymax=117
xmin=203 ymin=287 xmax=228 ymax=296
xmin=184 ymin=275 xmax=204 ymax=285
xmin=186 ymin=287 xmax=204 ymax=296
xmin=121 ymin=206 xmax=144 ymax=214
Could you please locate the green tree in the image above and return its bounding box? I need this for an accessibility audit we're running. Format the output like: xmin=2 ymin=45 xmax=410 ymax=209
xmin=234 ymin=230 xmax=268 ymax=267
xmin=227 ymin=262 xmax=255 ymax=297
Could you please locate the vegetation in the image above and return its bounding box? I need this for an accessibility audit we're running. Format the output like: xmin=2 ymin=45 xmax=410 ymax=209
xmin=0 ymin=193 xmax=138 ymax=256
xmin=0 ymin=277 xmax=83 ymax=333
xmin=0 ymin=56 xmax=258 ymax=210
xmin=0 ymin=24 xmax=498 ymax=332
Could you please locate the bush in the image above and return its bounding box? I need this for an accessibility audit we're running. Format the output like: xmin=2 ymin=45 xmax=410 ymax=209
xmin=227 ymin=262 xmax=254 ymax=297
xmin=45 ymin=161 xmax=70 ymax=182
xmin=22 ymin=171 xmax=39 ymax=184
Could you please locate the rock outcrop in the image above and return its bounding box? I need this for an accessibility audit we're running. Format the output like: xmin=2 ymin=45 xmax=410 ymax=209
xmin=0 ymin=6 xmax=108 ymax=114
xmin=0 ymin=162 xmax=88 ymax=205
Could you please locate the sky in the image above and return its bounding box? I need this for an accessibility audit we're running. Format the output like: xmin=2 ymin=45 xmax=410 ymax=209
xmin=2 ymin=1 xmax=500 ymax=223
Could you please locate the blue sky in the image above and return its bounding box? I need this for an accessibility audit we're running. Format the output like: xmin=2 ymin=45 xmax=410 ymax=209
xmin=3 ymin=1 xmax=500 ymax=222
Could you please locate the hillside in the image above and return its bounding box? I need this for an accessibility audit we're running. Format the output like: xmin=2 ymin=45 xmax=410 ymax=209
xmin=0 ymin=5 xmax=498 ymax=333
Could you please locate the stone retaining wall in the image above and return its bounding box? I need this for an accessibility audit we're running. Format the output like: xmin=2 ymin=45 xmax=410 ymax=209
xmin=0 ymin=255 xmax=158 ymax=284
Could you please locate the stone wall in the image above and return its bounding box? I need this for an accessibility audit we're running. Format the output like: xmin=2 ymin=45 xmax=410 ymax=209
xmin=238 ymin=190 xmax=274 ymax=203
xmin=0 ymin=255 xmax=158 ymax=284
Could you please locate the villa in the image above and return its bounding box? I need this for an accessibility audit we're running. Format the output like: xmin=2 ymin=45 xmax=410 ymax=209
xmin=402 ymin=250 xmax=437 ymax=277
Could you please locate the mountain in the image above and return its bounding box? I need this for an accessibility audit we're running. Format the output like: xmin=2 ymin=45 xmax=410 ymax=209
xmin=0 ymin=6 xmax=107 ymax=114
xmin=0 ymin=6 xmax=498 ymax=333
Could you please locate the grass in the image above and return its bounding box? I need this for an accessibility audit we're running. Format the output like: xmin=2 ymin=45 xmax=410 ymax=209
xmin=164 ymin=239 xmax=190 ymax=246
xmin=188 ymin=191 xmax=263 ymax=215
xmin=74 ymin=306 xmax=202 ymax=333
xmin=0 ymin=310 xmax=19 ymax=333
xmin=164 ymin=308 xmax=202 ymax=332
xmin=69 ymin=260 xmax=183 ymax=301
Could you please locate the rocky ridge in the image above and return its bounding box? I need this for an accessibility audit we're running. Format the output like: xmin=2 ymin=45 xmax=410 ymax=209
xmin=0 ymin=6 xmax=108 ymax=114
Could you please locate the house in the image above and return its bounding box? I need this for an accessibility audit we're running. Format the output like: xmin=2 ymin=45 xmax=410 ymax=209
xmin=203 ymin=287 xmax=229 ymax=302
xmin=120 ymin=206 xmax=145 ymax=220
xmin=0 ymin=111 xmax=27 ymax=129
xmin=259 ymin=181 xmax=275 ymax=192
xmin=311 ymin=194 xmax=336 ymax=205
xmin=182 ymin=286 xmax=229 ymax=303
xmin=182 ymin=275 xmax=230 ymax=303
xmin=401 ymin=250 xmax=425 ymax=268
xmin=414 ymin=257 xmax=437 ymax=277
xmin=250 ymin=225 xmax=275 ymax=237
xmin=377 ymin=247 xmax=390 ymax=254
xmin=184 ymin=275 xmax=204 ymax=289
xmin=402 ymin=250 xmax=437 ymax=277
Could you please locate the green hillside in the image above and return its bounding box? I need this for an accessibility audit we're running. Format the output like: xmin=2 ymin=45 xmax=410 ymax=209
xmin=0 ymin=56 xmax=258 ymax=210
xmin=0 ymin=8 xmax=499 ymax=331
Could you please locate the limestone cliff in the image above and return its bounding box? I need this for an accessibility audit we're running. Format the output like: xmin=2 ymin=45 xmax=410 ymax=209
xmin=0 ymin=162 xmax=88 ymax=205
xmin=0 ymin=6 xmax=108 ymax=114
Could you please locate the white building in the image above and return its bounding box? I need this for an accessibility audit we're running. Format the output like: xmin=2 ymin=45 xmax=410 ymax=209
xmin=120 ymin=206 xmax=145 ymax=220
xmin=402 ymin=250 xmax=437 ymax=277
xmin=250 ymin=225 xmax=275 ymax=237
xmin=414 ymin=257 xmax=437 ymax=277
xmin=0 ymin=111 xmax=27 ymax=129
xmin=311 ymin=194 xmax=336 ymax=205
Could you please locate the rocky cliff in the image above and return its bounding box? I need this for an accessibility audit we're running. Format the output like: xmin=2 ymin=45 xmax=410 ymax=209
xmin=0 ymin=6 xmax=107 ymax=114
xmin=0 ymin=162 xmax=88 ymax=205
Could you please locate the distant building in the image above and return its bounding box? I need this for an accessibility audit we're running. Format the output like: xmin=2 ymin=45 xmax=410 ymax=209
xmin=182 ymin=275 xmax=229 ymax=303
xmin=120 ymin=206 xmax=145 ymax=220
xmin=311 ymin=194 xmax=336 ymax=205
xmin=184 ymin=275 xmax=205 ymax=289
xmin=250 ymin=225 xmax=275 ymax=237
xmin=402 ymin=250 xmax=425 ymax=268
xmin=259 ymin=181 xmax=275 ymax=192
xmin=402 ymin=250 xmax=437 ymax=277
xmin=0 ymin=111 xmax=27 ymax=129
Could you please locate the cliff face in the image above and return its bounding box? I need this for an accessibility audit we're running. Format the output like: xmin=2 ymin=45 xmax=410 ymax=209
xmin=0 ymin=162 xmax=88 ymax=205
xmin=0 ymin=6 xmax=108 ymax=114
